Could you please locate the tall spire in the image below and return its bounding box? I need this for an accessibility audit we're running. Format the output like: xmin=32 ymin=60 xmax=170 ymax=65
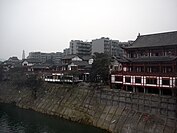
xmin=22 ymin=50 xmax=25 ymax=60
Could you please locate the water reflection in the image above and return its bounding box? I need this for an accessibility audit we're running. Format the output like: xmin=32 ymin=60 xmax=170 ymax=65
xmin=0 ymin=103 xmax=107 ymax=133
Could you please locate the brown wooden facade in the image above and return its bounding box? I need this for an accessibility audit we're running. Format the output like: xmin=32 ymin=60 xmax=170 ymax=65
xmin=111 ymin=31 xmax=177 ymax=96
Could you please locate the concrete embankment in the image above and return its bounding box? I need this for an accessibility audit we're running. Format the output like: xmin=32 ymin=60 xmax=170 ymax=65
xmin=0 ymin=81 xmax=176 ymax=133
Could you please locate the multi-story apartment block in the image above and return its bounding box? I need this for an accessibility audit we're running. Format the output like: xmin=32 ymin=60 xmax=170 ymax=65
xmin=92 ymin=37 xmax=123 ymax=57
xmin=70 ymin=40 xmax=92 ymax=56
xmin=28 ymin=52 xmax=41 ymax=61
xmin=111 ymin=31 xmax=177 ymax=96
xmin=53 ymin=52 xmax=63 ymax=64
xmin=63 ymin=48 xmax=70 ymax=56
xmin=27 ymin=52 xmax=63 ymax=64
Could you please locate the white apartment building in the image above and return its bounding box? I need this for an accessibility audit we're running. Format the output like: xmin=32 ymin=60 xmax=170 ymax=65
xmin=92 ymin=37 xmax=123 ymax=57
xmin=70 ymin=40 xmax=92 ymax=55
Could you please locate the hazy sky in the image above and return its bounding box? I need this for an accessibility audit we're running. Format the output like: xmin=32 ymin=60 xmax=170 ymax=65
xmin=0 ymin=0 xmax=177 ymax=60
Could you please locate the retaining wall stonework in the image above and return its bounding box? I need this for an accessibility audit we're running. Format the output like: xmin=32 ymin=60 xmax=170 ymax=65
xmin=0 ymin=82 xmax=176 ymax=133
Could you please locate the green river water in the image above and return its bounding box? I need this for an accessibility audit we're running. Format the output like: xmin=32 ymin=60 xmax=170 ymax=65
xmin=0 ymin=103 xmax=108 ymax=133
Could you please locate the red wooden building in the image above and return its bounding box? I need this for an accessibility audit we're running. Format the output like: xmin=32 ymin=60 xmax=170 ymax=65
xmin=111 ymin=31 xmax=177 ymax=96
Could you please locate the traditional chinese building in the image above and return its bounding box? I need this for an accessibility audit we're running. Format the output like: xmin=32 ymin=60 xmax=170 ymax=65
xmin=111 ymin=31 xmax=177 ymax=96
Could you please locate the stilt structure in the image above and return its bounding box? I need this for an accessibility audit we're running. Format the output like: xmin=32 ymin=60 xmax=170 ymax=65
xmin=111 ymin=31 xmax=177 ymax=96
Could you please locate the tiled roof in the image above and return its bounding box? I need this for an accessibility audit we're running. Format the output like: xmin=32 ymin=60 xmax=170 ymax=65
xmin=126 ymin=31 xmax=177 ymax=49
xmin=32 ymin=64 xmax=50 ymax=69
xmin=70 ymin=61 xmax=88 ymax=66
xmin=115 ymin=56 xmax=130 ymax=63
xmin=80 ymin=55 xmax=93 ymax=61
xmin=23 ymin=58 xmax=41 ymax=63
xmin=62 ymin=55 xmax=81 ymax=60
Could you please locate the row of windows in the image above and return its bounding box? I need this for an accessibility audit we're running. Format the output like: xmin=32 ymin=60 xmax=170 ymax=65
xmin=128 ymin=49 xmax=176 ymax=58
xmin=115 ymin=76 xmax=173 ymax=86
xmin=126 ymin=66 xmax=173 ymax=73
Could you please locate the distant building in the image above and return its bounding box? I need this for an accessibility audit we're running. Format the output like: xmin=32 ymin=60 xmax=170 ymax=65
xmin=8 ymin=56 xmax=19 ymax=62
xmin=22 ymin=58 xmax=41 ymax=66
xmin=61 ymin=55 xmax=83 ymax=65
xmin=2 ymin=56 xmax=21 ymax=71
xmin=119 ymin=40 xmax=134 ymax=48
xmin=53 ymin=52 xmax=63 ymax=64
xmin=70 ymin=40 xmax=92 ymax=56
xmin=63 ymin=48 xmax=70 ymax=56
xmin=27 ymin=52 xmax=63 ymax=64
xmin=28 ymin=52 xmax=41 ymax=60
xmin=91 ymin=37 xmax=123 ymax=57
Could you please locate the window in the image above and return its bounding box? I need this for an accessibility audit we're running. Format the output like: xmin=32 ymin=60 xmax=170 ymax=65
xmin=136 ymin=67 xmax=143 ymax=72
xmin=115 ymin=76 xmax=123 ymax=82
xmin=146 ymin=78 xmax=157 ymax=84
xmin=155 ymin=53 xmax=159 ymax=56
xmin=162 ymin=78 xmax=170 ymax=85
xmin=125 ymin=76 xmax=131 ymax=83
xmin=135 ymin=77 xmax=141 ymax=83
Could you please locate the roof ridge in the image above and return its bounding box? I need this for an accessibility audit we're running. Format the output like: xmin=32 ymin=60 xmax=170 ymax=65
xmin=140 ymin=31 xmax=177 ymax=37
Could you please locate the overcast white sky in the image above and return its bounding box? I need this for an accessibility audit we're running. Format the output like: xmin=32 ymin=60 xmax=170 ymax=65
xmin=0 ymin=0 xmax=177 ymax=60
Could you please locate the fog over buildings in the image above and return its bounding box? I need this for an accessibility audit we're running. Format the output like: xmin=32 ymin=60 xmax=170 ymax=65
xmin=0 ymin=0 xmax=177 ymax=60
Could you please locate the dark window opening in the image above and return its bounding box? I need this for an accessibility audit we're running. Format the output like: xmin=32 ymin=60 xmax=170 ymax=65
xmin=147 ymin=87 xmax=159 ymax=94
xmin=162 ymin=79 xmax=170 ymax=85
xmin=135 ymin=77 xmax=141 ymax=83
xmin=161 ymin=88 xmax=172 ymax=96
xmin=115 ymin=76 xmax=123 ymax=82
xmin=155 ymin=53 xmax=159 ymax=56
xmin=146 ymin=78 xmax=157 ymax=84
xmin=125 ymin=77 xmax=131 ymax=83
xmin=127 ymin=85 xmax=133 ymax=92
xmin=137 ymin=86 xmax=144 ymax=93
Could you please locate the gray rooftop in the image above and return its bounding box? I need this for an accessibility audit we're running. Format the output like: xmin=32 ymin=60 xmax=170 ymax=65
xmin=70 ymin=61 xmax=89 ymax=66
xmin=62 ymin=55 xmax=81 ymax=60
xmin=23 ymin=58 xmax=41 ymax=63
xmin=126 ymin=31 xmax=177 ymax=49
xmin=80 ymin=55 xmax=93 ymax=61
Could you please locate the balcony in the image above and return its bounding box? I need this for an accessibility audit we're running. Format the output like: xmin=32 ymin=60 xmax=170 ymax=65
xmin=111 ymin=70 xmax=177 ymax=77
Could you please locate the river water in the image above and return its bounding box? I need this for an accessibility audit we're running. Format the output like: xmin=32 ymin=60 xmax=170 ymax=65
xmin=0 ymin=103 xmax=107 ymax=133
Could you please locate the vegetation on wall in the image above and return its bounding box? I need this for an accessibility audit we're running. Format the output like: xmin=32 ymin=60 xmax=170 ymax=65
xmin=25 ymin=74 xmax=43 ymax=99
xmin=90 ymin=53 xmax=111 ymax=84
xmin=8 ymin=68 xmax=43 ymax=99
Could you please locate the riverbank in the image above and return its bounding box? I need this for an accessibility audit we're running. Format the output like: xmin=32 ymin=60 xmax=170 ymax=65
xmin=0 ymin=81 xmax=176 ymax=133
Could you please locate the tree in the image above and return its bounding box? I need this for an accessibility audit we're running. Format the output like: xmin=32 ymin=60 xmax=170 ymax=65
xmin=0 ymin=65 xmax=3 ymax=82
xmin=90 ymin=53 xmax=111 ymax=84
xmin=25 ymin=74 xmax=43 ymax=99
xmin=10 ymin=67 xmax=27 ymax=87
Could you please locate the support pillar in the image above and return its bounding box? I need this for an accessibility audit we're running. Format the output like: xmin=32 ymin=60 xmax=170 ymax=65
xmin=159 ymin=88 xmax=162 ymax=96
xmin=125 ymin=85 xmax=128 ymax=91
xmin=172 ymin=88 xmax=175 ymax=97
xmin=133 ymin=86 xmax=136 ymax=93
xmin=144 ymin=87 xmax=146 ymax=94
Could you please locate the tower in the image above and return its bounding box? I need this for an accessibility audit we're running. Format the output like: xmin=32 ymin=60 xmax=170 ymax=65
xmin=22 ymin=50 xmax=25 ymax=60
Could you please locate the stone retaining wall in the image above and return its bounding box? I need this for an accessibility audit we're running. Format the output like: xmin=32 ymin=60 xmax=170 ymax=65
xmin=0 ymin=82 xmax=176 ymax=133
